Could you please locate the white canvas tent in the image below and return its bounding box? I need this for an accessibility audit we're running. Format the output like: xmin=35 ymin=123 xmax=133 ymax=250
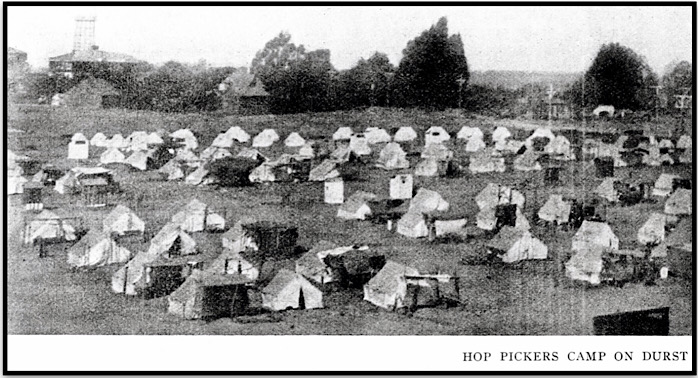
xmin=421 ymin=143 xmax=453 ymax=161
xmin=249 ymin=163 xmax=276 ymax=183
xmin=476 ymin=183 xmax=525 ymax=210
xmin=7 ymin=171 xmax=27 ymax=195
xmin=363 ymin=260 xmax=419 ymax=310
xmin=90 ymin=132 xmax=108 ymax=147
xmin=171 ymin=199 xmax=225 ymax=232
xmin=537 ymin=194 xmax=572 ymax=224
xmin=397 ymin=211 xmax=429 ymax=238
xmin=469 ymin=149 xmax=505 ymax=173
xmin=376 ymin=142 xmax=409 ymax=170
xmin=24 ymin=210 xmax=77 ymax=244
xmin=125 ymin=150 xmax=151 ymax=171
xmin=103 ymin=205 xmax=145 ymax=236
xmin=652 ymin=173 xmax=680 ymax=197
xmin=225 ymin=126 xmax=251 ymax=143
xmin=298 ymin=143 xmax=315 ymax=159
xmin=125 ymin=131 xmax=150 ymax=152
xmin=513 ymin=150 xmax=542 ymax=171
xmin=349 ymin=133 xmax=372 ymax=156
xmin=408 ymin=188 xmax=449 ymax=214
xmin=594 ymin=177 xmax=618 ymax=202
xmin=211 ymin=133 xmax=236 ymax=149
xmin=295 ymin=241 xmax=338 ymax=284
xmin=337 ymin=191 xmax=376 ymax=220
xmin=487 ymin=226 xmax=548 ymax=263
xmin=393 ymin=126 xmax=417 ymax=142
xmin=637 ymin=212 xmax=666 ymax=245
xmin=364 ymin=127 xmax=392 ymax=144
xmin=390 ymin=174 xmax=413 ymax=200
xmin=664 ymin=189 xmax=692 ymax=216
xmin=252 ymin=129 xmax=280 ymax=148
xmin=492 ymin=127 xmax=512 ymax=143
xmin=456 ymin=126 xmax=484 ymax=141
xmin=309 ymin=160 xmax=340 ymax=182
xmin=100 ymin=148 xmax=125 ymax=165
xmin=170 ymin=129 xmax=198 ymax=150
xmin=106 ymin=134 xmax=127 ymax=149
xmin=158 ymin=159 xmax=184 ymax=181
xmin=545 ymin=135 xmax=575 ymax=160
xmin=679 ymin=148 xmax=692 ymax=164
xmin=571 ymin=221 xmax=619 ymax=252
xmin=185 ymin=166 xmax=209 ymax=186
xmin=525 ymin=127 xmax=555 ymax=150
xmin=68 ymin=133 xmax=89 ymax=160
xmin=284 ymin=132 xmax=306 ymax=148
xmin=146 ymin=132 xmax=164 ymax=146
xmin=332 ymin=127 xmax=353 ymax=141
xmin=67 ymin=229 xmax=131 ymax=268
xmin=424 ymin=126 xmax=450 ymax=145
xmin=324 ymin=177 xmax=344 ymax=204
xmin=677 ymin=135 xmax=692 ymax=149
xmin=476 ymin=206 xmax=530 ymax=231
xmin=565 ymin=246 xmax=603 ymax=285
xmin=262 ymin=269 xmax=323 ymax=311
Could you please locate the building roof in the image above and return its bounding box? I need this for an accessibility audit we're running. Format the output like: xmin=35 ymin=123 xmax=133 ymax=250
xmin=49 ymin=49 xmax=140 ymax=64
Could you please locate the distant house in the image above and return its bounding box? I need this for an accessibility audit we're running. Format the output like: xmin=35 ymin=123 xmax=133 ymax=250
xmin=218 ymin=68 xmax=270 ymax=114
xmin=536 ymin=97 xmax=572 ymax=119
xmin=49 ymin=47 xmax=141 ymax=80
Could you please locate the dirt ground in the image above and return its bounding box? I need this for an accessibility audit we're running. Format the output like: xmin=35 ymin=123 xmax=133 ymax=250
xmin=6 ymin=105 xmax=693 ymax=335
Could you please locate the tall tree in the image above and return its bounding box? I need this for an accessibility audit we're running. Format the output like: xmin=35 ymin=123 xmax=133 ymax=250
xmin=393 ymin=17 xmax=469 ymax=110
xmin=582 ymin=43 xmax=657 ymax=110
xmin=337 ymin=52 xmax=395 ymax=109
xmin=662 ymin=60 xmax=693 ymax=110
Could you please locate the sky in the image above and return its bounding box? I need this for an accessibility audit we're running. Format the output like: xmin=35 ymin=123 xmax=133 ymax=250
xmin=6 ymin=5 xmax=693 ymax=74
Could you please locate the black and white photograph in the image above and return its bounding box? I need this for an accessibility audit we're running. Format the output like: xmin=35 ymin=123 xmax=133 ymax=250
xmin=4 ymin=3 xmax=694 ymax=373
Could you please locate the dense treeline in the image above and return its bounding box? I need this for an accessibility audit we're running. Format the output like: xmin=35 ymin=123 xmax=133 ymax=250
xmin=13 ymin=18 xmax=691 ymax=116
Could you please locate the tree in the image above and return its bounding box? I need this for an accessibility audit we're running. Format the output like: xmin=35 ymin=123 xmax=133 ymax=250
xmin=393 ymin=17 xmax=469 ymax=110
xmin=251 ymin=32 xmax=336 ymax=113
xmin=581 ymin=43 xmax=657 ymax=110
xmin=337 ymin=52 xmax=395 ymax=109
xmin=662 ymin=61 xmax=692 ymax=110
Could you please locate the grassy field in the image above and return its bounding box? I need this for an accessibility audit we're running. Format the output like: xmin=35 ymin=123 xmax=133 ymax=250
xmin=6 ymin=105 xmax=693 ymax=335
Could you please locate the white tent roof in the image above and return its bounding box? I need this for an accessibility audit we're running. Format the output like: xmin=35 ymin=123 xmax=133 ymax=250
xmin=333 ymin=127 xmax=353 ymax=140
xmin=487 ymin=226 xmax=548 ymax=263
xmin=492 ymin=127 xmax=512 ymax=142
xmin=538 ymin=194 xmax=572 ymax=224
xmin=71 ymin=132 xmax=88 ymax=142
xmin=664 ymin=188 xmax=692 ymax=215
xmin=252 ymin=129 xmax=280 ymax=148
xmin=364 ymin=127 xmax=392 ymax=144
xmin=409 ymin=188 xmax=449 ymax=214
xmin=284 ymin=132 xmax=306 ymax=147
xmin=393 ymin=127 xmax=417 ymax=142
xmin=100 ymin=148 xmax=125 ymax=165
xmin=211 ymin=133 xmax=235 ymax=148
xmin=225 ymin=126 xmax=251 ymax=143
xmin=476 ymin=183 xmax=525 ymax=210
xmin=376 ymin=142 xmax=409 ymax=170
xmin=421 ymin=143 xmax=453 ymax=161
xmin=572 ymin=221 xmax=618 ymax=252
xmin=677 ymin=135 xmax=692 ymax=149
xmin=170 ymin=129 xmax=198 ymax=150
xmin=425 ymin=126 xmax=450 ymax=145
xmin=90 ymin=132 xmax=108 ymax=146
xmin=456 ymin=126 xmax=484 ymax=140
xmin=637 ymin=212 xmax=666 ymax=245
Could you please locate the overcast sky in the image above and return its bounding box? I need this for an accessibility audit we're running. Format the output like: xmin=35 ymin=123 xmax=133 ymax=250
xmin=7 ymin=5 xmax=693 ymax=74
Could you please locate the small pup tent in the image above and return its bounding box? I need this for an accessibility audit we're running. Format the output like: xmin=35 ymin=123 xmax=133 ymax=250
xmin=262 ymin=269 xmax=323 ymax=311
xmin=376 ymin=142 xmax=409 ymax=170
xmin=333 ymin=127 xmax=353 ymax=141
xmin=652 ymin=174 xmax=680 ymax=197
xmin=103 ymin=205 xmax=145 ymax=236
xmin=158 ymin=159 xmax=185 ymax=181
xmin=100 ymin=148 xmax=125 ymax=165
xmin=571 ymin=221 xmax=619 ymax=252
xmin=457 ymin=126 xmax=484 ymax=141
xmin=170 ymin=129 xmax=198 ymax=150
xmin=424 ymin=126 xmax=450 ymax=145
xmin=252 ymin=129 xmax=280 ymax=148
xmin=637 ymin=213 xmax=666 ymax=246
xmin=67 ymin=229 xmax=131 ymax=268
xmin=487 ymin=226 xmax=548 ymax=263
xmin=363 ymin=260 xmax=419 ymax=310
xmin=337 ymin=191 xmax=376 ymax=221
xmin=664 ymin=189 xmax=692 ymax=216
xmin=68 ymin=133 xmax=89 ymax=160
xmin=225 ymin=126 xmax=251 ymax=143
xmin=284 ymin=132 xmax=306 ymax=148
xmin=492 ymin=126 xmax=512 ymax=144
xmin=349 ymin=133 xmax=372 ymax=155
xmin=408 ymin=188 xmax=449 ymax=214
xmin=90 ymin=132 xmax=108 ymax=147
xmin=167 ymin=270 xmax=251 ymax=320
xmin=364 ymin=127 xmax=392 ymax=144
xmin=537 ymin=194 xmax=572 ymax=224
xmin=393 ymin=126 xmax=417 ymax=142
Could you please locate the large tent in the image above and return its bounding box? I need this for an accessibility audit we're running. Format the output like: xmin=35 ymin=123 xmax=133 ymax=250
xmin=111 ymin=222 xmax=196 ymax=295
xmin=262 ymin=269 xmax=323 ymax=311
xmin=200 ymin=146 xmax=232 ymax=162
xmin=363 ymin=260 xmax=419 ymax=310
xmin=390 ymin=174 xmax=413 ymax=200
xmin=252 ymin=129 xmax=280 ymax=148
xmin=393 ymin=126 xmax=418 ymax=142
xmin=67 ymin=229 xmax=131 ymax=268
xmin=571 ymin=221 xmax=619 ymax=252
xmin=487 ymin=226 xmax=548 ymax=263
xmin=167 ymin=270 xmax=252 ymax=320
xmin=24 ymin=210 xmax=77 ymax=244
xmin=103 ymin=205 xmax=145 ymax=236
xmin=409 ymin=188 xmax=449 ymax=214
xmin=376 ymin=142 xmax=409 ymax=170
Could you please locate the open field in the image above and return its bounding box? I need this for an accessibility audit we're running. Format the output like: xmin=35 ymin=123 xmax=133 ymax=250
xmin=6 ymin=105 xmax=693 ymax=335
